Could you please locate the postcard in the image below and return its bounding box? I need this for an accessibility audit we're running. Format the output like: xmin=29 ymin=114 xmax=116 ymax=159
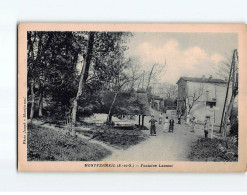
xmin=18 ymin=23 xmax=247 ymax=172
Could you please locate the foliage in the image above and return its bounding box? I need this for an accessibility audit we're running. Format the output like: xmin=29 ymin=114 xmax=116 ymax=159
xmin=27 ymin=31 xmax=87 ymax=118
xmin=230 ymin=107 xmax=238 ymax=136
xmin=190 ymin=137 xmax=238 ymax=162
xmin=83 ymin=91 xmax=150 ymax=116
xmin=164 ymin=98 xmax=177 ymax=107
xmin=27 ymin=31 xmax=133 ymax=121
xmin=27 ymin=125 xmax=111 ymax=161
xmin=88 ymin=32 xmax=132 ymax=91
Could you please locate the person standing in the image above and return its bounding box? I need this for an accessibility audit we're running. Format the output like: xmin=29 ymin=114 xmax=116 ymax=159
xmin=177 ymin=110 xmax=182 ymax=124
xmin=149 ymin=115 xmax=157 ymax=136
xmin=177 ymin=115 xmax=181 ymax=124
xmin=163 ymin=116 xmax=169 ymax=133
xmin=159 ymin=112 xmax=163 ymax=124
xmin=169 ymin=118 xmax=175 ymax=132
xmin=204 ymin=118 xmax=209 ymax=138
xmin=191 ymin=117 xmax=197 ymax=133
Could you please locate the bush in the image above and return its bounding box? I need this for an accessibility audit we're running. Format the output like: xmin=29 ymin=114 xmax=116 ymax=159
xmin=190 ymin=137 xmax=238 ymax=162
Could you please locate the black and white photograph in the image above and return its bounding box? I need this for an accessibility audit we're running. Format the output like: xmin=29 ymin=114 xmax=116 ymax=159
xmin=24 ymin=28 xmax=239 ymax=163
xmin=1 ymin=0 xmax=247 ymax=193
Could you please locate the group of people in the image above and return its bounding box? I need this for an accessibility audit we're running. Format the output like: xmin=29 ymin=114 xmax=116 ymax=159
xmin=149 ymin=113 xmax=211 ymax=138
xmin=148 ymin=113 xmax=175 ymax=136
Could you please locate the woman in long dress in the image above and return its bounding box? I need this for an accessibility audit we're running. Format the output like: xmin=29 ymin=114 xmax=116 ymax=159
xmin=163 ymin=116 xmax=169 ymax=132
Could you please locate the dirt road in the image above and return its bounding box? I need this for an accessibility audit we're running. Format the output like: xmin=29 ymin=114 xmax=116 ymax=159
xmin=104 ymin=108 xmax=205 ymax=161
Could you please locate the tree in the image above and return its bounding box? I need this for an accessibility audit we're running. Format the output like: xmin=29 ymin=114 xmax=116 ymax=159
xmin=71 ymin=32 xmax=95 ymax=135
xmin=27 ymin=31 xmax=133 ymax=132
xmin=184 ymin=83 xmax=204 ymax=123
xmin=160 ymin=82 xmax=178 ymax=100
xmin=43 ymin=32 xmax=86 ymax=116
xmin=146 ymin=61 xmax=167 ymax=92
xmin=221 ymin=49 xmax=238 ymax=137
xmin=105 ymin=58 xmax=136 ymax=122
xmin=123 ymin=57 xmax=142 ymax=91
xmin=146 ymin=63 xmax=156 ymax=92
xmin=70 ymin=31 xmax=132 ymax=132
xmin=217 ymin=54 xmax=233 ymax=80
xmin=144 ymin=61 xmax=167 ymax=102
xmin=27 ymin=32 xmax=52 ymax=123
xmin=27 ymin=31 xmax=87 ymax=123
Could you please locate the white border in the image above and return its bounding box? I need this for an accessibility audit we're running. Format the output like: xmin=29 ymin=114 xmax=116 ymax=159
xmin=1 ymin=0 xmax=247 ymax=192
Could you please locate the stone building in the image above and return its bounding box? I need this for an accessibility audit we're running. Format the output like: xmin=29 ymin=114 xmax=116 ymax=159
xmin=176 ymin=75 xmax=234 ymax=126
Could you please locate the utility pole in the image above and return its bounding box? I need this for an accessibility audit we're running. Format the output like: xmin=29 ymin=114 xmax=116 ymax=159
xmin=211 ymin=109 xmax=214 ymax=139
xmin=219 ymin=49 xmax=236 ymax=133
xmin=222 ymin=50 xmax=238 ymax=137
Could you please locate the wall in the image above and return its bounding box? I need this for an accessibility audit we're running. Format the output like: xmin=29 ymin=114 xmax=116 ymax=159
xmin=187 ymin=81 xmax=233 ymax=125
xmin=177 ymin=79 xmax=187 ymax=100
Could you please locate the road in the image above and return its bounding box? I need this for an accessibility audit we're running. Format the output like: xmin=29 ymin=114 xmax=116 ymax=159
xmin=104 ymin=108 xmax=205 ymax=161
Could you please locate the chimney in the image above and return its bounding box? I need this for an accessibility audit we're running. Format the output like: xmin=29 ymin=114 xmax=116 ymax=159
xmin=209 ymin=75 xmax=212 ymax=80
xmin=202 ymin=75 xmax=205 ymax=81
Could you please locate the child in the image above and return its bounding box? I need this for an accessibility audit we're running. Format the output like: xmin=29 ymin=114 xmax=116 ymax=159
xmin=163 ymin=116 xmax=169 ymax=132
xmin=190 ymin=117 xmax=197 ymax=133
xmin=169 ymin=118 xmax=175 ymax=132
xmin=159 ymin=112 xmax=163 ymax=124
xmin=149 ymin=115 xmax=157 ymax=136
xmin=204 ymin=118 xmax=209 ymax=138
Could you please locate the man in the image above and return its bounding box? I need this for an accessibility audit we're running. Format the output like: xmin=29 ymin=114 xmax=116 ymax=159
xmin=169 ymin=118 xmax=175 ymax=132
xmin=149 ymin=115 xmax=157 ymax=136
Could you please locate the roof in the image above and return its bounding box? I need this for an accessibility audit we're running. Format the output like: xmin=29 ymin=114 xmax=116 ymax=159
xmin=152 ymin=95 xmax=163 ymax=100
xmin=176 ymin=76 xmax=227 ymax=84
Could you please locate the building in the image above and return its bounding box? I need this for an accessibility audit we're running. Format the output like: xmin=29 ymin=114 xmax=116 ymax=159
xmin=176 ymin=75 xmax=232 ymax=126
xmin=151 ymin=95 xmax=164 ymax=111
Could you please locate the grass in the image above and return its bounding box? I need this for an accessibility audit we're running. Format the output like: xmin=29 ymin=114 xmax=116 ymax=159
xmin=189 ymin=137 xmax=238 ymax=162
xmin=27 ymin=124 xmax=111 ymax=161
xmin=79 ymin=125 xmax=149 ymax=150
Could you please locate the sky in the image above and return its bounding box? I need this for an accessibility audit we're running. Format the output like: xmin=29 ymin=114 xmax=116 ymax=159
xmin=125 ymin=32 xmax=238 ymax=84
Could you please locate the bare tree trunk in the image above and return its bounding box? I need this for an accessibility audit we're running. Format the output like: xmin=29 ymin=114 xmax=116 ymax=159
xmin=107 ymin=92 xmax=118 ymax=122
xmin=38 ymin=91 xmax=43 ymax=117
xmin=71 ymin=32 xmax=95 ymax=136
xmin=71 ymin=69 xmax=85 ymax=125
xmin=146 ymin=64 xmax=155 ymax=91
xmin=30 ymin=80 xmax=35 ymax=125
xmin=137 ymin=72 xmax=143 ymax=89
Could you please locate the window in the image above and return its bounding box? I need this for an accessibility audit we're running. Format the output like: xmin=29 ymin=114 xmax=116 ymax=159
xmin=206 ymin=101 xmax=216 ymax=108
